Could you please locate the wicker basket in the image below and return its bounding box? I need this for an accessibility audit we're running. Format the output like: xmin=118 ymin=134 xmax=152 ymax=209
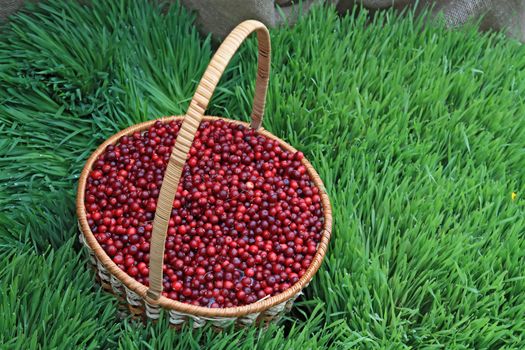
xmin=76 ymin=20 xmax=332 ymax=329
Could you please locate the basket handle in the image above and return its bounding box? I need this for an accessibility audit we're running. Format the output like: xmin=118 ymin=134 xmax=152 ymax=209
xmin=147 ymin=20 xmax=271 ymax=300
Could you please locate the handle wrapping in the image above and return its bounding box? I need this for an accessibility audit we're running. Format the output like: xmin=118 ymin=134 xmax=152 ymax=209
xmin=147 ymin=20 xmax=271 ymax=300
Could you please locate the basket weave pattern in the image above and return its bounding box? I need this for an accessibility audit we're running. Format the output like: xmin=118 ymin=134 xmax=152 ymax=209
xmin=76 ymin=20 xmax=332 ymax=328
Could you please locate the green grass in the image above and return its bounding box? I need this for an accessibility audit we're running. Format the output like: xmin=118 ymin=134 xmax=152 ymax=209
xmin=1 ymin=0 xmax=525 ymax=348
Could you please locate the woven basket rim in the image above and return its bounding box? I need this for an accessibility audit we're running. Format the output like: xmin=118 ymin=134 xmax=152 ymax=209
xmin=76 ymin=115 xmax=332 ymax=318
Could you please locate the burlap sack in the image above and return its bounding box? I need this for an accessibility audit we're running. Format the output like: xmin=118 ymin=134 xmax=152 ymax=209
xmin=0 ymin=0 xmax=24 ymax=21
xmin=180 ymin=0 xmax=322 ymax=40
xmin=1 ymin=0 xmax=523 ymax=41
xmin=430 ymin=0 xmax=524 ymax=40
xmin=183 ymin=0 xmax=524 ymax=41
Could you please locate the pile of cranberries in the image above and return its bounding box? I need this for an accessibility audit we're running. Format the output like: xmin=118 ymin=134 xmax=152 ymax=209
xmin=85 ymin=119 xmax=324 ymax=308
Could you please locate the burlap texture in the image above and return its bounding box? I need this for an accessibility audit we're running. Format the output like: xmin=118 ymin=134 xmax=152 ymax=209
xmin=183 ymin=0 xmax=524 ymax=41
xmin=180 ymin=0 xmax=321 ymax=40
xmin=0 ymin=0 xmax=24 ymax=21
xmin=1 ymin=0 xmax=523 ymax=40
xmin=431 ymin=0 xmax=524 ymax=40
